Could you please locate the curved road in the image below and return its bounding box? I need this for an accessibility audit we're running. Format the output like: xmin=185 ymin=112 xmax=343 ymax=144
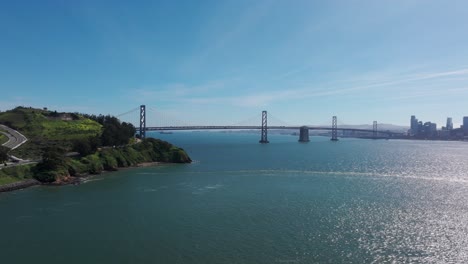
xmin=1 ymin=124 xmax=29 ymax=167
xmin=1 ymin=124 xmax=28 ymax=150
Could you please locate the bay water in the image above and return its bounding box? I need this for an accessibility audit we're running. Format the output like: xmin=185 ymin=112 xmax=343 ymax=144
xmin=1 ymin=132 xmax=468 ymax=263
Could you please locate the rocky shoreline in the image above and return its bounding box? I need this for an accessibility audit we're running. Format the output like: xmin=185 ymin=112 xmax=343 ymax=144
xmin=0 ymin=179 xmax=41 ymax=193
xmin=0 ymin=161 xmax=165 ymax=193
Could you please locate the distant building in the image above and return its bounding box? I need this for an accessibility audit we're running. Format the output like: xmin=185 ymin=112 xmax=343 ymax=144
xmin=446 ymin=117 xmax=453 ymax=130
xmin=429 ymin=123 xmax=437 ymax=135
xmin=439 ymin=129 xmax=450 ymax=139
xmin=410 ymin=115 xmax=419 ymax=136
xmin=464 ymin=117 xmax=468 ymax=135
xmin=423 ymin=122 xmax=437 ymax=137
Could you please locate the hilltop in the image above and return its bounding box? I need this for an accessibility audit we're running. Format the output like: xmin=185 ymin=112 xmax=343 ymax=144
xmin=0 ymin=107 xmax=102 ymax=159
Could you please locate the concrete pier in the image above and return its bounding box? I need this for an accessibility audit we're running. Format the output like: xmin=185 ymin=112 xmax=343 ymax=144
xmin=298 ymin=126 xmax=310 ymax=142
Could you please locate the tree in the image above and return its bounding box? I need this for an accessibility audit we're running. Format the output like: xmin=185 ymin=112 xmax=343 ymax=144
xmin=39 ymin=146 xmax=66 ymax=169
xmin=33 ymin=146 xmax=67 ymax=182
xmin=0 ymin=146 xmax=9 ymax=163
xmin=72 ymin=136 xmax=100 ymax=156
xmin=101 ymin=123 xmax=119 ymax=146
xmin=80 ymin=113 xmax=136 ymax=147
xmin=72 ymin=138 xmax=93 ymax=156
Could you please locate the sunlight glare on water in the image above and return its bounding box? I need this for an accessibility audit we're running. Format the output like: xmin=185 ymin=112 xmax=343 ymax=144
xmin=1 ymin=132 xmax=468 ymax=263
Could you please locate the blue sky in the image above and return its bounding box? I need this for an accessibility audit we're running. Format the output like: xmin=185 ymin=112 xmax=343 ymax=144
xmin=1 ymin=0 xmax=468 ymax=127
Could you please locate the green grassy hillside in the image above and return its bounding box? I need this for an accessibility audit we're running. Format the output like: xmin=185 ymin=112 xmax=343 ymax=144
xmin=0 ymin=107 xmax=102 ymax=139
xmin=0 ymin=107 xmax=102 ymax=159
xmin=0 ymin=164 xmax=35 ymax=185
xmin=0 ymin=134 xmax=7 ymax=145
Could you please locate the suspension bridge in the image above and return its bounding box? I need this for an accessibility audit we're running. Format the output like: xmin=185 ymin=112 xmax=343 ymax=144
xmin=117 ymin=105 xmax=403 ymax=143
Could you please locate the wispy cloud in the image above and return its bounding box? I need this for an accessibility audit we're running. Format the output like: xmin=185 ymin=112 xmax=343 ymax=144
xmin=229 ymin=67 xmax=468 ymax=106
xmin=136 ymin=81 xmax=225 ymax=98
xmin=411 ymin=69 xmax=468 ymax=80
xmin=130 ymin=79 xmax=231 ymax=105
xmin=179 ymin=1 xmax=273 ymax=73
xmin=385 ymin=87 xmax=468 ymax=101
xmin=128 ymin=67 xmax=468 ymax=109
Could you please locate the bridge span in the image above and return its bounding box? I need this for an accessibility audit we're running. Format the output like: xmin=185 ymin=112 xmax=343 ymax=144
xmin=136 ymin=105 xmax=402 ymax=143
xmin=146 ymin=125 xmax=395 ymax=134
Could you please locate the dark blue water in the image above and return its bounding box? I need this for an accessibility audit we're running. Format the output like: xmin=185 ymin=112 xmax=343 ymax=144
xmin=1 ymin=132 xmax=468 ymax=263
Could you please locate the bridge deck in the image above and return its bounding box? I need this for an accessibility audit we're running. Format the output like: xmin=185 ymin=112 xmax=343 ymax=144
xmin=145 ymin=126 xmax=401 ymax=135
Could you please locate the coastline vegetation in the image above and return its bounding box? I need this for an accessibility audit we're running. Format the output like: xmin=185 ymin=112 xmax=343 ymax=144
xmin=0 ymin=164 xmax=35 ymax=185
xmin=33 ymin=138 xmax=191 ymax=183
xmin=0 ymin=146 xmax=8 ymax=163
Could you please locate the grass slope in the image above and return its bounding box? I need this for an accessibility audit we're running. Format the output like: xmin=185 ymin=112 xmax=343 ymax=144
xmin=0 ymin=164 xmax=35 ymax=185
xmin=0 ymin=107 xmax=102 ymax=139
xmin=0 ymin=134 xmax=7 ymax=145
xmin=0 ymin=107 xmax=102 ymax=159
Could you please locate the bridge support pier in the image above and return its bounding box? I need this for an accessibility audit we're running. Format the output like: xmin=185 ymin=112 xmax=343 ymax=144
xmin=331 ymin=116 xmax=338 ymax=141
xmin=259 ymin=110 xmax=269 ymax=143
xmin=139 ymin=105 xmax=146 ymax=139
xmin=298 ymin=126 xmax=310 ymax=142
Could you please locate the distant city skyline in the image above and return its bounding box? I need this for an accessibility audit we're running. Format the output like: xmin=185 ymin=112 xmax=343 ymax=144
xmin=1 ymin=0 xmax=468 ymax=127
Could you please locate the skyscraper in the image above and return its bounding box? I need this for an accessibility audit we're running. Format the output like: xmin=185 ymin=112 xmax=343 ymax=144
xmin=463 ymin=116 xmax=468 ymax=135
xmin=446 ymin=117 xmax=453 ymax=130
xmin=410 ymin=115 xmax=418 ymax=136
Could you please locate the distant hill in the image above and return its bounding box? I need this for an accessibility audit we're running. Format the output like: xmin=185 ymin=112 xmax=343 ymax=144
xmin=0 ymin=107 xmax=102 ymax=159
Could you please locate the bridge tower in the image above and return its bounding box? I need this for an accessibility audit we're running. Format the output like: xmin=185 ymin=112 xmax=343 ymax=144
xmin=139 ymin=105 xmax=146 ymax=139
xmin=298 ymin=126 xmax=310 ymax=142
xmin=373 ymin=121 xmax=377 ymax=139
xmin=259 ymin=110 xmax=269 ymax=143
xmin=331 ymin=116 xmax=338 ymax=141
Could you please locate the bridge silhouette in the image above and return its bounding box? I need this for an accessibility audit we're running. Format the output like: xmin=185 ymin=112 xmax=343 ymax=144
xmin=121 ymin=105 xmax=402 ymax=143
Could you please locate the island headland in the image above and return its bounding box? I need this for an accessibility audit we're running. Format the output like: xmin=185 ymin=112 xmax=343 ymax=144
xmin=0 ymin=107 xmax=191 ymax=192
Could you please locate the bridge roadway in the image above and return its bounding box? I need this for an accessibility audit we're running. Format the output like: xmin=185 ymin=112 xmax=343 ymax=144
xmin=146 ymin=126 xmax=401 ymax=136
